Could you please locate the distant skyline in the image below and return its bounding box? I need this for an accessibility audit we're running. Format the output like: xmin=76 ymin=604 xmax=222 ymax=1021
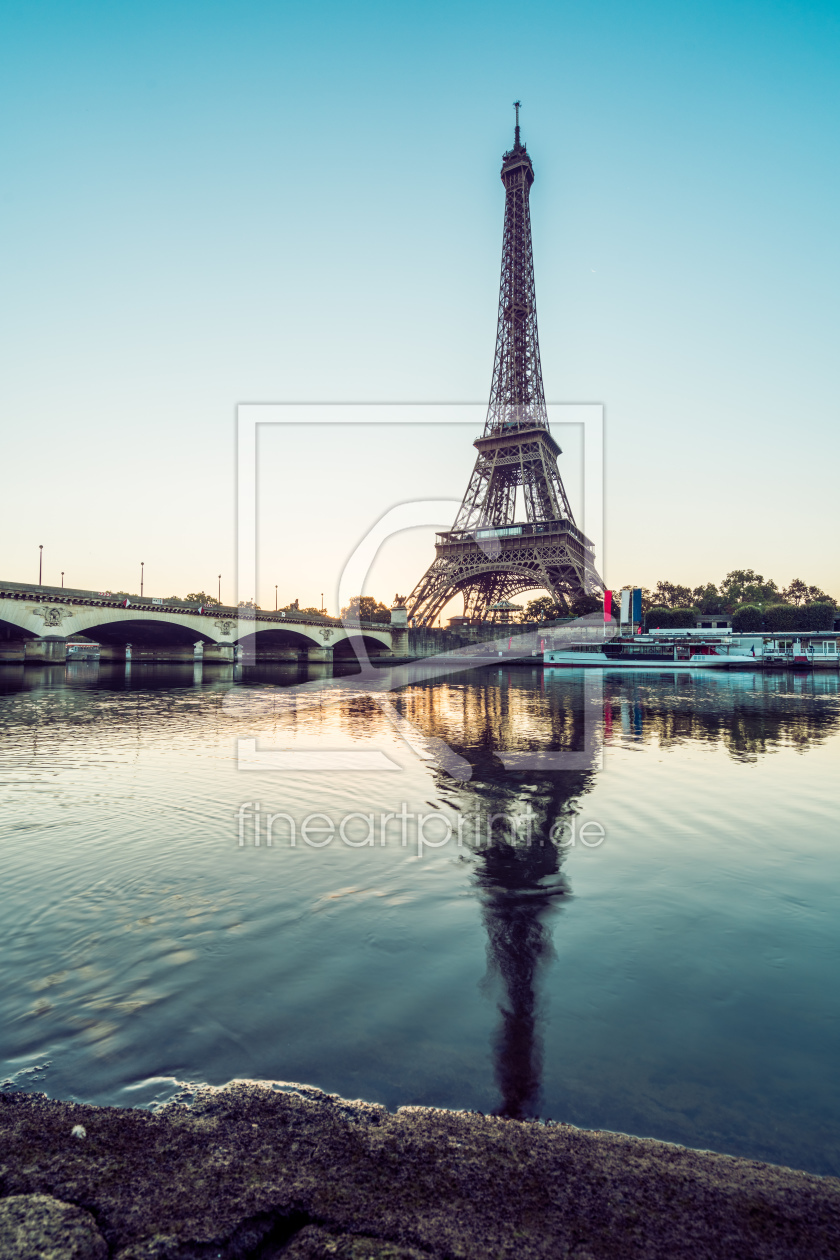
xmin=2 ymin=1 xmax=838 ymax=610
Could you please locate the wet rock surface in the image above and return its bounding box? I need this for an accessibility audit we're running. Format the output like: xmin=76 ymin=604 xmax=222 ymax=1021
xmin=1 ymin=1081 xmax=839 ymax=1259
xmin=282 ymin=1227 xmax=429 ymax=1258
xmin=0 ymin=1192 xmax=107 ymax=1260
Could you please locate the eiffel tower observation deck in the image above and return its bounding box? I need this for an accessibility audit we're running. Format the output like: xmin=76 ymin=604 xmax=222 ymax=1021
xmin=408 ymin=105 xmax=602 ymax=626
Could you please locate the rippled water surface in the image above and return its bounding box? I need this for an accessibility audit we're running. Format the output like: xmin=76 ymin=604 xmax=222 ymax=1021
xmin=1 ymin=660 xmax=839 ymax=1174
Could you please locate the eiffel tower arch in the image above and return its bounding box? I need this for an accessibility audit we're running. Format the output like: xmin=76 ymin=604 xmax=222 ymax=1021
xmin=408 ymin=106 xmax=603 ymax=626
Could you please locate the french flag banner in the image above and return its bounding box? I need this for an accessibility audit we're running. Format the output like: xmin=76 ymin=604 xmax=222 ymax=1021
xmin=632 ymin=587 xmax=643 ymax=623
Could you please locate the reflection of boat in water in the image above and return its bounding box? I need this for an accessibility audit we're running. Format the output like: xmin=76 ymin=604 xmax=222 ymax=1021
xmin=544 ymin=635 xmax=757 ymax=670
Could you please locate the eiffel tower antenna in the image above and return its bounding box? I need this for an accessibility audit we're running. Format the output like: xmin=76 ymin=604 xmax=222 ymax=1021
xmin=406 ymin=114 xmax=603 ymax=626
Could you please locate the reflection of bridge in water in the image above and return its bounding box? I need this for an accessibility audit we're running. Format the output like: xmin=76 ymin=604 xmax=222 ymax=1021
xmin=0 ymin=581 xmax=394 ymax=665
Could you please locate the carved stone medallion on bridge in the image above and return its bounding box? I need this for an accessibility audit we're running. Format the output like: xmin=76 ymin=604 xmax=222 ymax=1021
xmin=29 ymin=606 xmax=73 ymax=628
xmin=214 ymin=620 xmax=237 ymax=636
xmin=319 ymin=628 xmax=334 ymax=641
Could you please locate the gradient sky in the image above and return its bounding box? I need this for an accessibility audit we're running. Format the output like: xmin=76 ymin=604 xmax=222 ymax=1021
xmin=2 ymin=0 xmax=838 ymax=611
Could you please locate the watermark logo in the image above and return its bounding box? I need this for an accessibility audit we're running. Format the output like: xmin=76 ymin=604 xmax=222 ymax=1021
xmin=230 ymin=403 xmax=608 ymax=777
xmin=236 ymin=801 xmax=606 ymax=856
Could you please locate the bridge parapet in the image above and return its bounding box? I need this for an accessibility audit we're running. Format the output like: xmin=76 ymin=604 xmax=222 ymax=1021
xmin=0 ymin=580 xmax=393 ymax=662
xmin=0 ymin=581 xmax=392 ymax=632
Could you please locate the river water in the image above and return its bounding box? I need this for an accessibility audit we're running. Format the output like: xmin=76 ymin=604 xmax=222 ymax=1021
xmin=1 ymin=660 xmax=838 ymax=1174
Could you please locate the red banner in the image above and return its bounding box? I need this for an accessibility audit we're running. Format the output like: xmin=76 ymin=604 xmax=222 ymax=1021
xmin=604 ymin=590 xmax=612 ymax=622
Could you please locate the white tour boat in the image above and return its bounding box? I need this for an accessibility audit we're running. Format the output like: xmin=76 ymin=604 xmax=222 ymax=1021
xmin=543 ymin=635 xmax=758 ymax=670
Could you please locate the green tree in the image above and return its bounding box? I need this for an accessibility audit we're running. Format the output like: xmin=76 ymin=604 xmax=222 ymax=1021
xmin=341 ymin=596 xmax=391 ymax=623
xmin=806 ymin=586 xmax=832 ymax=604
xmin=719 ymin=570 xmax=779 ymax=608
xmin=783 ymin=578 xmax=832 ymax=606
xmin=763 ymin=604 xmax=801 ymax=631
xmin=571 ymin=593 xmax=602 ymax=617
xmin=766 ymin=601 xmax=836 ymax=631
xmin=783 ymin=578 xmax=808 ymax=606
xmin=277 ymin=601 xmax=321 ymax=616
xmin=652 ymin=580 xmax=693 ymax=609
xmin=692 ymin=583 xmax=725 ymax=613
xmin=732 ymin=605 xmax=764 ymax=632
xmin=645 ymin=606 xmax=696 ymax=629
xmin=521 ymin=595 xmax=565 ymax=623
xmin=801 ymin=602 xmax=837 ymax=629
xmin=185 ymin=591 xmax=221 ymax=606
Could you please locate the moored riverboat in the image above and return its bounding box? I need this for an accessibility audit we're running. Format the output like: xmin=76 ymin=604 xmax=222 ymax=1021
xmin=760 ymin=636 xmax=840 ymax=669
xmin=543 ymin=635 xmax=758 ymax=670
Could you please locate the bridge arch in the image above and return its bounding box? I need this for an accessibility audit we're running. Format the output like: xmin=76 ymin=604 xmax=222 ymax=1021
xmin=78 ymin=616 xmax=216 ymax=647
xmin=333 ymin=633 xmax=391 ymax=659
xmin=0 ymin=616 xmax=38 ymax=642
xmin=233 ymin=625 xmax=322 ymax=649
xmin=235 ymin=626 xmax=325 ymax=659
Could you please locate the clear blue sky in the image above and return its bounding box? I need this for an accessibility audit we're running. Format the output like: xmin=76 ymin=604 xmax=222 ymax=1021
xmin=1 ymin=0 xmax=838 ymax=608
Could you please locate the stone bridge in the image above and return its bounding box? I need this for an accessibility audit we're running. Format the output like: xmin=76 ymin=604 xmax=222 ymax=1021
xmin=0 ymin=582 xmax=401 ymax=665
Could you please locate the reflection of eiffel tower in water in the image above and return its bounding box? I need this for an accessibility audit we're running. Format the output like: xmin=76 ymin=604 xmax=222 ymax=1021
xmin=477 ymin=826 xmax=573 ymax=1118
xmin=397 ymin=668 xmax=840 ymax=1116
xmin=475 ymin=751 xmax=595 ymax=1116
xmin=400 ymin=670 xmax=598 ymax=1116
xmin=407 ymin=104 xmax=603 ymax=626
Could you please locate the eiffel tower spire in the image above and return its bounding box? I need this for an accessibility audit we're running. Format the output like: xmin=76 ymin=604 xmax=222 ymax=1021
xmin=407 ymin=109 xmax=601 ymax=626
xmin=485 ymin=101 xmax=547 ymax=439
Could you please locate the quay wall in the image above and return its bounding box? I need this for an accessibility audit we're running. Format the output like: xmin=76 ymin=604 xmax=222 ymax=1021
xmin=1 ymin=1081 xmax=838 ymax=1259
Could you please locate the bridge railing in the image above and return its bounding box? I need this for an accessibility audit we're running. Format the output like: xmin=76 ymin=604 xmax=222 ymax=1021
xmin=0 ymin=581 xmax=392 ymax=632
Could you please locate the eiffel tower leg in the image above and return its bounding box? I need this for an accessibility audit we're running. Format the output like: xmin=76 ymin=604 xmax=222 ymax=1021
xmin=463 ymin=574 xmax=508 ymax=622
xmin=406 ymin=559 xmax=461 ymax=626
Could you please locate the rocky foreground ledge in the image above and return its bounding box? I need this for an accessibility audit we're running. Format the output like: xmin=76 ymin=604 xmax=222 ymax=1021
xmin=1 ymin=1082 xmax=839 ymax=1259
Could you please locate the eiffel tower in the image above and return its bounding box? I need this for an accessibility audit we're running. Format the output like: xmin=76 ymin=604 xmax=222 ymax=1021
xmin=407 ymin=105 xmax=602 ymax=625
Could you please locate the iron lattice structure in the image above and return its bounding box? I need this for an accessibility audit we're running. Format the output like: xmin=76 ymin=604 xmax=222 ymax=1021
xmin=408 ymin=108 xmax=602 ymax=626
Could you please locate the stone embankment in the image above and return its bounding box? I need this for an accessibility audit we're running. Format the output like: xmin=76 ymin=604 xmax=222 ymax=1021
xmin=1 ymin=1081 xmax=838 ymax=1259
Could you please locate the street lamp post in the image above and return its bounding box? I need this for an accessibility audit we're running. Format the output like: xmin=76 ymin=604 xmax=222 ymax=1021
xmin=321 ymin=592 xmax=325 ymax=615
xmin=140 ymin=562 xmax=144 ymax=598
xmin=61 ymin=571 xmax=64 ymax=588
xmin=275 ymin=584 xmax=278 ymax=611
xmin=39 ymin=545 xmax=43 ymax=585
xmin=218 ymin=574 xmax=221 ymax=604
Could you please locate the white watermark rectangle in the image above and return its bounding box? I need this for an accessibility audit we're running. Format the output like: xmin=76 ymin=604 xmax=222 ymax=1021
xmin=230 ymin=402 xmax=607 ymax=776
